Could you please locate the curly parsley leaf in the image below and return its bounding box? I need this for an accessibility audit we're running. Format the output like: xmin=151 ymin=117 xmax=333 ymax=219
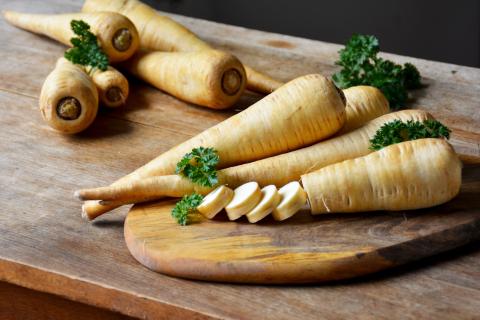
xmin=171 ymin=193 xmax=204 ymax=226
xmin=369 ymin=119 xmax=450 ymax=151
xmin=64 ymin=20 xmax=109 ymax=71
xmin=175 ymin=147 xmax=219 ymax=187
xmin=332 ymin=34 xmax=421 ymax=108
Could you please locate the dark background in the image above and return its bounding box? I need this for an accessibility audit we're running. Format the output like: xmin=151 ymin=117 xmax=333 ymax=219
xmin=145 ymin=0 xmax=480 ymax=68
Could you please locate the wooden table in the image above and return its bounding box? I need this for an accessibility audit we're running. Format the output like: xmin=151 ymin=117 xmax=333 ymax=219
xmin=1 ymin=0 xmax=479 ymax=319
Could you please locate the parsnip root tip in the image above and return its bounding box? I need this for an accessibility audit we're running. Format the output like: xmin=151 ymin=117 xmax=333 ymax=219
xmin=81 ymin=204 xmax=90 ymax=221
xmin=73 ymin=190 xmax=81 ymax=200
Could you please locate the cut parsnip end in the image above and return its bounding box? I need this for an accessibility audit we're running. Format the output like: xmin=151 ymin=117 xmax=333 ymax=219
xmin=225 ymin=182 xmax=262 ymax=220
xmin=272 ymin=181 xmax=307 ymax=221
xmin=246 ymin=185 xmax=281 ymax=223
xmin=197 ymin=185 xmax=234 ymax=219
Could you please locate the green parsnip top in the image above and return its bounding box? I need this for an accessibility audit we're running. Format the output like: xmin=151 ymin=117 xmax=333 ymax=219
xmin=332 ymin=34 xmax=421 ymax=108
xmin=369 ymin=119 xmax=451 ymax=151
xmin=64 ymin=20 xmax=109 ymax=71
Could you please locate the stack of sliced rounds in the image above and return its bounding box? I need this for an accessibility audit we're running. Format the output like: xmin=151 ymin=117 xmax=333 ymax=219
xmin=272 ymin=181 xmax=308 ymax=221
xmin=246 ymin=185 xmax=281 ymax=223
xmin=197 ymin=185 xmax=234 ymax=219
xmin=225 ymin=182 xmax=262 ymax=220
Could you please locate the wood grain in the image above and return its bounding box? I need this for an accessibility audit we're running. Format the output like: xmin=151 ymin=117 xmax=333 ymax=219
xmin=0 ymin=0 xmax=479 ymax=318
xmin=124 ymin=166 xmax=480 ymax=284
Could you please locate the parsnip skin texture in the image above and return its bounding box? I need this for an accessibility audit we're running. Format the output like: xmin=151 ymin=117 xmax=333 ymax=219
xmin=272 ymin=182 xmax=307 ymax=221
xmin=197 ymin=185 xmax=234 ymax=219
xmin=246 ymin=185 xmax=281 ymax=223
xmin=121 ymin=50 xmax=246 ymax=109
xmin=302 ymin=138 xmax=462 ymax=214
xmin=82 ymin=0 xmax=211 ymax=52
xmin=40 ymin=58 xmax=98 ymax=134
xmin=3 ymin=11 xmax=139 ymax=63
xmin=338 ymin=86 xmax=390 ymax=134
xmin=81 ymin=0 xmax=282 ymax=94
xmin=76 ymin=174 xmax=212 ymax=202
xmin=88 ymin=66 xmax=129 ymax=108
xmin=78 ymin=110 xmax=431 ymax=219
xmin=218 ymin=109 xmax=432 ymax=188
xmin=225 ymin=182 xmax=262 ymax=221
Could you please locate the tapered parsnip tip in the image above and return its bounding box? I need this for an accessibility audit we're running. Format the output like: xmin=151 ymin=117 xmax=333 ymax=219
xmin=3 ymin=10 xmax=19 ymax=25
xmin=74 ymin=190 xmax=84 ymax=201
xmin=81 ymin=204 xmax=91 ymax=221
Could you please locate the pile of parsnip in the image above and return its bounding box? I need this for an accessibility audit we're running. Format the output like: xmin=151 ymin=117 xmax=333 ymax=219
xmin=75 ymin=73 xmax=461 ymax=225
xmin=4 ymin=0 xmax=282 ymax=133
xmin=5 ymin=0 xmax=463 ymax=225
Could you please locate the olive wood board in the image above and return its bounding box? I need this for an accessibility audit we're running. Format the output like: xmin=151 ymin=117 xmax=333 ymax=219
xmin=124 ymin=166 xmax=480 ymax=284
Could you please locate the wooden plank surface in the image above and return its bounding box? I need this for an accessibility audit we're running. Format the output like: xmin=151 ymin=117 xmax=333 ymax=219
xmin=0 ymin=0 xmax=479 ymax=318
xmin=0 ymin=281 xmax=134 ymax=320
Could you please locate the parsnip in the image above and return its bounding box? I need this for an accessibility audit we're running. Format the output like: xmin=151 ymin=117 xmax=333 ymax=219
xmin=338 ymin=86 xmax=390 ymax=134
xmin=272 ymin=182 xmax=307 ymax=221
xmin=79 ymin=74 xmax=346 ymax=219
xmin=88 ymin=66 xmax=128 ymax=108
xmin=302 ymin=138 xmax=462 ymax=214
xmin=81 ymin=0 xmax=283 ymax=93
xmin=40 ymin=58 xmax=98 ymax=134
xmin=77 ymin=110 xmax=431 ymax=219
xmin=225 ymin=182 xmax=262 ymax=221
xmin=3 ymin=11 xmax=139 ymax=63
xmin=246 ymin=185 xmax=281 ymax=223
xmin=197 ymin=185 xmax=234 ymax=219
xmin=121 ymin=50 xmax=246 ymax=109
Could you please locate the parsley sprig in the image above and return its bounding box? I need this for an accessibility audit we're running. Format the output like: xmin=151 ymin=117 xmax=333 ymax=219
xmin=370 ymin=119 xmax=451 ymax=151
xmin=176 ymin=147 xmax=219 ymax=187
xmin=333 ymin=34 xmax=421 ymax=108
xmin=64 ymin=20 xmax=109 ymax=71
xmin=171 ymin=193 xmax=204 ymax=226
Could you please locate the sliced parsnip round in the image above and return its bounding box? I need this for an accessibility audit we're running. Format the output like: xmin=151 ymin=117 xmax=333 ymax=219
xmin=246 ymin=185 xmax=281 ymax=223
xmin=197 ymin=185 xmax=234 ymax=219
xmin=225 ymin=182 xmax=262 ymax=220
xmin=272 ymin=181 xmax=307 ymax=221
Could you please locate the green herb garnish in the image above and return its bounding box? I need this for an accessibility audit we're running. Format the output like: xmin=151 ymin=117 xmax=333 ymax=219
xmin=370 ymin=119 xmax=450 ymax=151
xmin=64 ymin=20 xmax=109 ymax=71
xmin=176 ymin=147 xmax=219 ymax=187
xmin=332 ymin=34 xmax=421 ymax=108
xmin=171 ymin=193 xmax=204 ymax=226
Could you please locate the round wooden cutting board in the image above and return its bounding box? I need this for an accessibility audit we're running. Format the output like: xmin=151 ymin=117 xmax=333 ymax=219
xmin=124 ymin=167 xmax=480 ymax=284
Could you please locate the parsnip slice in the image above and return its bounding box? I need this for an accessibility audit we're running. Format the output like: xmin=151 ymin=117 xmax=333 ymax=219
xmin=225 ymin=182 xmax=262 ymax=220
xmin=246 ymin=185 xmax=281 ymax=223
xmin=197 ymin=185 xmax=234 ymax=219
xmin=272 ymin=181 xmax=307 ymax=221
